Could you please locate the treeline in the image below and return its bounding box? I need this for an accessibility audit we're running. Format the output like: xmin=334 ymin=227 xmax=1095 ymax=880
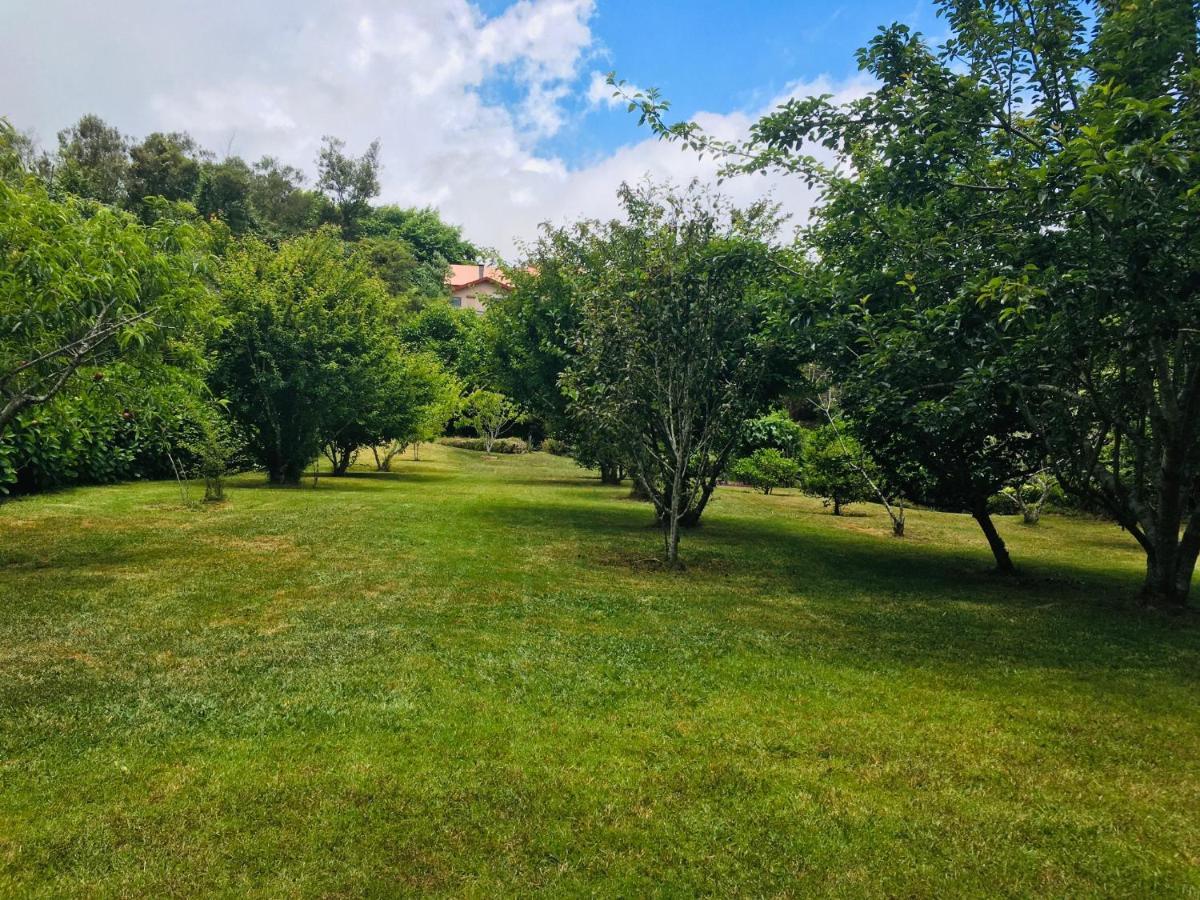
xmin=0 ymin=117 xmax=492 ymax=497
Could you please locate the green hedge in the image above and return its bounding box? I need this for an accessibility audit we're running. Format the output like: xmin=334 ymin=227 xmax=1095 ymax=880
xmin=438 ymin=437 xmax=529 ymax=454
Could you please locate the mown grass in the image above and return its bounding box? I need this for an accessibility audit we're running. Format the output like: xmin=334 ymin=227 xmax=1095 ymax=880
xmin=1 ymin=445 xmax=1197 ymax=897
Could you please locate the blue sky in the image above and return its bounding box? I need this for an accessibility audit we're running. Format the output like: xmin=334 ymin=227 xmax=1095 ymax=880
xmin=0 ymin=0 xmax=942 ymax=254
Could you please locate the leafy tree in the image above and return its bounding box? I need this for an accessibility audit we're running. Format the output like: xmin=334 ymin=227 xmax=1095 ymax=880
xmin=54 ymin=114 xmax=128 ymax=204
xmin=0 ymin=134 xmax=214 ymax=437
xmin=355 ymin=236 xmax=442 ymax=303
xmin=210 ymin=228 xmax=393 ymax=484
xmin=801 ymin=422 xmax=877 ymax=516
xmin=316 ymin=136 xmax=380 ymax=238
xmin=127 ymin=132 xmax=204 ymax=209
xmin=362 ymin=205 xmax=478 ymax=267
xmin=249 ymin=156 xmax=330 ymax=238
xmin=194 ymin=157 xmax=258 ymax=234
xmin=398 ymin=301 xmax=489 ymax=385
xmin=462 ymin=389 xmax=522 ymax=454
xmin=617 ymin=0 xmax=1200 ymax=601
xmin=738 ymin=408 xmax=806 ymax=459
xmin=563 ymin=182 xmax=782 ymax=566
xmin=731 ymin=448 xmax=800 ymax=495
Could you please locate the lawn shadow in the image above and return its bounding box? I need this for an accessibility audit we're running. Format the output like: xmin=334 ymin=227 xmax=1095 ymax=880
xmin=471 ymin=490 xmax=1199 ymax=681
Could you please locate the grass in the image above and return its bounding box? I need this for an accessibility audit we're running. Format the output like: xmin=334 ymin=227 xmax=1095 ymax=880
xmin=1 ymin=445 xmax=1197 ymax=897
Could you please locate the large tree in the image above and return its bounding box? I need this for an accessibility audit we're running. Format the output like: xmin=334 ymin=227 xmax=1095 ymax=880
xmin=316 ymin=136 xmax=381 ymax=239
xmin=211 ymin=228 xmax=395 ymax=484
xmin=54 ymin=114 xmax=128 ymax=205
xmin=126 ymin=131 xmax=204 ymax=209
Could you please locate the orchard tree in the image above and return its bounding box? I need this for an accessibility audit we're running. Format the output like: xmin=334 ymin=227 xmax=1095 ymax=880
xmin=1 ymin=128 xmax=215 ymax=436
xmin=211 ymin=228 xmax=394 ymax=484
xmin=613 ymin=0 xmax=1200 ymax=594
xmin=462 ymin=389 xmax=522 ymax=454
xmin=801 ymin=422 xmax=879 ymax=517
xmin=563 ymin=182 xmax=784 ymax=566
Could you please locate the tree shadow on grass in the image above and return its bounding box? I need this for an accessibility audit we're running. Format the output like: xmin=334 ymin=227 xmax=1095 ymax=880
xmin=471 ymin=493 xmax=1200 ymax=680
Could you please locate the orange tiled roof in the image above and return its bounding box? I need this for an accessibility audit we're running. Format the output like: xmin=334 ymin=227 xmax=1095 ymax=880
xmin=447 ymin=263 xmax=513 ymax=291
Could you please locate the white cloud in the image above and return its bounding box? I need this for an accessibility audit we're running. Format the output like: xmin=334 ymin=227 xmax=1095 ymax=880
xmin=0 ymin=0 xmax=872 ymax=257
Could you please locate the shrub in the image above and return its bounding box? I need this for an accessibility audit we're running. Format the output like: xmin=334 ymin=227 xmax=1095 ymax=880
xmin=738 ymin=409 xmax=806 ymax=459
xmin=730 ymin=448 xmax=800 ymax=495
xmin=800 ymin=423 xmax=877 ymax=515
xmin=439 ymin=436 xmax=528 ymax=454
xmin=540 ymin=437 xmax=572 ymax=456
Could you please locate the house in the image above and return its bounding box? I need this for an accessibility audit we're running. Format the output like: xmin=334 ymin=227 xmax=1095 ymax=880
xmin=446 ymin=263 xmax=513 ymax=312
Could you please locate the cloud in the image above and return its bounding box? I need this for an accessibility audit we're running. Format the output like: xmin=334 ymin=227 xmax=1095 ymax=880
xmin=0 ymin=0 xmax=872 ymax=257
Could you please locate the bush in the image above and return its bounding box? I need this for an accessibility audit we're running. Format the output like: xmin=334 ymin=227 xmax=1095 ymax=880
xmin=738 ymin=409 xmax=806 ymax=459
xmin=540 ymin=437 xmax=572 ymax=456
xmin=730 ymin=448 xmax=801 ymax=495
xmin=439 ymin=436 xmax=528 ymax=454
xmin=800 ymin=422 xmax=877 ymax=515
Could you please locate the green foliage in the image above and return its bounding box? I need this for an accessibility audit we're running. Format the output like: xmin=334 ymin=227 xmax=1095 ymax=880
xmin=801 ymin=422 xmax=877 ymax=515
xmin=398 ymin=301 xmax=489 ymax=385
xmin=210 ymin=228 xmax=396 ymax=484
xmin=361 ymin=205 xmax=478 ymax=266
xmin=0 ymin=158 xmax=216 ymax=438
xmin=316 ymin=136 xmax=380 ymax=238
xmin=540 ymin=437 xmax=571 ymax=456
xmin=54 ymin=114 xmax=128 ymax=204
xmin=193 ymin=157 xmax=258 ymax=234
xmin=461 ymin=389 xmax=523 ymax=453
xmin=126 ymin=132 xmax=203 ymax=210
xmin=563 ymin=182 xmax=784 ymax=563
xmin=249 ymin=156 xmax=331 ymax=239
xmin=730 ymin=448 xmax=800 ymax=495
xmin=738 ymin=409 xmax=805 ymax=459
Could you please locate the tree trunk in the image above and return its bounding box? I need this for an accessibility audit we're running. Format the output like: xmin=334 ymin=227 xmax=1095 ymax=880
xmin=972 ymin=502 xmax=1016 ymax=574
xmin=832 ymin=498 xmax=842 ymax=516
xmin=599 ymin=462 xmax=622 ymax=485
xmin=1140 ymin=531 xmax=1198 ymax=610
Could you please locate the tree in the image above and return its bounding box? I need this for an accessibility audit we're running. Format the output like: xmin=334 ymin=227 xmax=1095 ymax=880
xmin=249 ymin=156 xmax=330 ymax=238
xmin=731 ymin=448 xmax=800 ymax=495
xmin=194 ymin=157 xmax=258 ymax=234
xmin=0 ymin=131 xmax=215 ymax=437
xmin=801 ymin=422 xmax=878 ymax=516
xmin=462 ymin=389 xmax=522 ymax=454
xmin=616 ymin=0 xmax=1200 ymax=602
xmin=210 ymin=228 xmax=393 ymax=484
xmin=54 ymin=114 xmax=128 ymax=204
xmin=563 ymin=182 xmax=783 ymax=566
xmin=316 ymin=136 xmax=380 ymax=238
xmin=362 ymin=205 xmax=478 ymax=267
xmin=127 ymin=132 xmax=203 ymax=209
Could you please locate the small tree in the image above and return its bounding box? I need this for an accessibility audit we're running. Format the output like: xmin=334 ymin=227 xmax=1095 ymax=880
xmin=801 ymin=423 xmax=876 ymax=516
xmin=999 ymin=470 xmax=1056 ymax=527
xmin=463 ymin=389 xmax=521 ymax=454
xmin=731 ymin=448 xmax=800 ymax=495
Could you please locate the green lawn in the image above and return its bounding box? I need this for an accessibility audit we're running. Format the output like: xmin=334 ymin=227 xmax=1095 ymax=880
xmin=1 ymin=446 xmax=1197 ymax=896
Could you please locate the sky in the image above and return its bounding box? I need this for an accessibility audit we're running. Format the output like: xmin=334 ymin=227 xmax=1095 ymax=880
xmin=0 ymin=0 xmax=939 ymax=257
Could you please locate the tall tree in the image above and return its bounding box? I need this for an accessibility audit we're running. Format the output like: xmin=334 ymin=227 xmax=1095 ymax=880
xmin=55 ymin=114 xmax=128 ymax=204
xmin=316 ymin=136 xmax=381 ymax=238
xmin=126 ymin=132 xmax=204 ymax=209
xmin=211 ymin=228 xmax=394 ymax=484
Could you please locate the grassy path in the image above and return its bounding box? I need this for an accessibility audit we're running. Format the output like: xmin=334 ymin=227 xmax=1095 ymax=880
xmin=1 ymin=446 xmax=1197 ymax=896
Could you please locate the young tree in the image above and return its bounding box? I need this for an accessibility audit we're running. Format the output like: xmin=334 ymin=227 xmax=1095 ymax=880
xmin=0 ymin=131 xmax=214 ymax=436
xmin=731 ymin=448 xmax=800 ymax=496
xmin=801 ymin=422 xmax=877 ymax=516
xmin=462 ymin=389 xmax=522 ymax=454
xmin=564 ymin=183 xmax=783 ymax=566
xmin=211 ymin=228 xmax=393 ymax=484
xmin=316 ymin=136 xmax=380 ymax=239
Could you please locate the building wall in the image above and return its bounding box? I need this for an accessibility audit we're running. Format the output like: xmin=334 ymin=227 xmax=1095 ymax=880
xmin=450 ymin=280 xmax=507 ymax=312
